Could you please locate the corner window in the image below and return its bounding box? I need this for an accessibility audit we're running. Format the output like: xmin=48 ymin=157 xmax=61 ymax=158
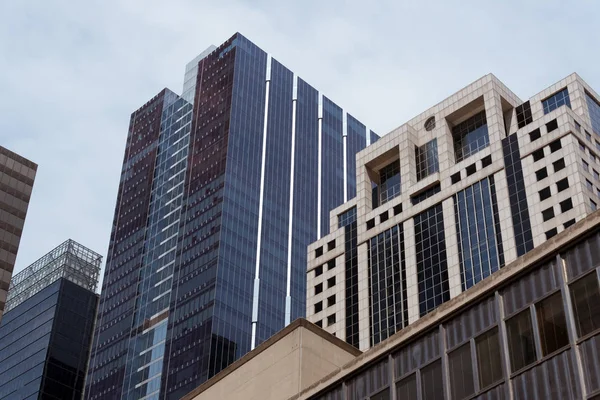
xmin=569 ymin=272 xmax=600 ymax=337
xmin=453 ymin=110 xmax=490 ymax=162
xmin=542 ymin=88 xmax=571 ymax=114
xmin=416 ymin=139 xmax=439 ymax=181
xmin=536 ymin=292 xmax=569 ymax=356
xmin=375 ymin=160 xmax=401 ymax=207
xmin=506 ymin=308 xmax=537 ymax=372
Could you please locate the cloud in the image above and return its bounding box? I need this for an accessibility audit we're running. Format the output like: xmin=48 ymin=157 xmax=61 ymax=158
xmin=0 ymin=0 xmax=599 ymax=288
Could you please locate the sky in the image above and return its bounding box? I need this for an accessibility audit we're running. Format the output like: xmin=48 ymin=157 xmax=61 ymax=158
xmin=1 ymin=0 xmax=599 ymax=285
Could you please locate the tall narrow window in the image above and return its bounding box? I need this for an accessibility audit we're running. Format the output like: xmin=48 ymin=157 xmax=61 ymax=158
xmin=449 ymin=343 xmax=475 ymax=399
xmin=453 ymin=110 xmax=490 ymax=162
xmin=542 ymin=88 xmax=571 ymax=114
xmin=570 ymin=272 xmax=600 ymax=337
xmin=421 ymin=360 xmax=443 ymax=400
xmin=376 ymin=160 xmax=401 ymax=206
xmin=416 ymin=139 xmax=439 ymax=181
xmin=506 ymin=309 xmax=537 ymax=372
xmin=476 ymin=327 xmax=503 ymax=389
xmin=586 ymin=91 xmax=600 ymax=136
xmin=536 ymin=292 xmax=569 ymax=355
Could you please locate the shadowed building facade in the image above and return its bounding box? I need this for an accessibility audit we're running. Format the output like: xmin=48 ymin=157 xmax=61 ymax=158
xmin=85 ymin=33 xmax=377 ymax=400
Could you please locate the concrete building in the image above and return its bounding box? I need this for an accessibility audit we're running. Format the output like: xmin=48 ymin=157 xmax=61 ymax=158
xmin=306 ymin=73 xmax=600 ymax=352
xmin=184 ymin=210 xmax=600 ymax=400
xmin=86 ymin=33 xmax=378 ymax=400
xmin=0 ymin=145 xmax=36 ymax=322
xmin=0 ymin=239 xmax=101 ymax=400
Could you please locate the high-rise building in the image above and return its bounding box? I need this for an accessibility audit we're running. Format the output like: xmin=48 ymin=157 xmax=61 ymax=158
xmin=307 ymin=73 xmax=600 ymax=352
xmin=0 ymin=145 xmax=36 ymax=322
xmin=183 ymin=209 xmax=600 ymax=400
xmin=85 ymin=33 xmax=378 ymax=400
xmin=0 ymin=239 xmax=101 ymax=400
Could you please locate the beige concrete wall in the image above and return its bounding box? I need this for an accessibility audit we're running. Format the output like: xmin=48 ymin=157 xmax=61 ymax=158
xmin=187 ymin=325 xmax=357 ymax=400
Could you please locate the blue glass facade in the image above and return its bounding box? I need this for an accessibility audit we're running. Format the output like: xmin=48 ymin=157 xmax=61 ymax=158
xmin=346 ymin=114 xmax=367 ymax=199
xmin=0 ymin=279 xmax=97 ymax=400
xmin=454 ymin=177 xmax=504 ymax=291
xmin=586 ymin=92 xmax=600 ymax=136
xmin=542 ymin=88 xmax=571 ymax=114
xmin=87 ymin=33 xmax=375 ymax=400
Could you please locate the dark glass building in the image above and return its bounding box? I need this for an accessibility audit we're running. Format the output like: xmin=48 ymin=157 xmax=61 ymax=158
xmin=0 ymin=240 xmax=101 ymax=400
xmin=0 ymin=145 xmax=37 ymax=322
xmin=85 ymin=33 xmax=377 ymax=400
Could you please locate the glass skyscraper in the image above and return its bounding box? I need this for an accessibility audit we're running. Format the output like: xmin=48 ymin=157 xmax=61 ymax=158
xmin=85 ymin=33 xmax=377 ymax=400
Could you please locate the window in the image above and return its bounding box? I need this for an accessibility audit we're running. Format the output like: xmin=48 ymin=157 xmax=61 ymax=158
xmin=482 ymin=154 xmax=492 ymax=167
xmin=396 ymin=373 xmax=417 ymax=399
xmin=595 ymin=140 xmax=600 ymax=152
xmin=516 ymin=101 xmax=533 ymax=128
xmin=587 ymin=131 xmax=593 ymax=142
xmin=560 ymin=198 xmax=573 ymax=212
xmin=370 ymin=388 xmax=390 ymax=400
xmin=327 ymin=277 xmax=336 ymax=288
xmin=542 ymin=88 xmax=571 ymax=114
xmin=327 ymin=313 xmax=336 ymax=326
xmin=327 ymin=240 xmax=335 ymax=251
xmin=569 ymin=272 xmax=600 ymax=337
xmin=553 ymin=158 xmax=565 ymax=172
xmin=529 ymin=128 xmax=541 ymax=142
xmin=315 ymin=266 xmax=323 ymax=277
xmin=315 ymin=320 xmax=322 ymax=328
xmin=594 ymin=170 xmax=600 ymax=181
xmin=586 ymin=91 xmax=600 ymax=136
xmin=549 ymin=139 xmax=562 ymax=153
xmin=536 ymin=292 xmax=569 ymax=356
xmin=539 ymin=187 xmax=551 ymax=201
xmin=542 ymin=207 xmax=555 ymax=221
xmin=327 ymin=259 xmax=336 ymax=270
xmin=416 ymin=139 xmax=439 ymax=181
xmin=327 ymin=295 xmax=335 ymax=307
xmin=421 ymin=360 xmax=443 ymax=400
xmin=338 ymin=207 xmax=357 ymax=228
xmin=536 ymin=167 xmax=548 ymax=181
xmin=449 ymin=343 xmax=475 ymax=400
xmin=453 ymin=110 xmax=490 ymax=162
xmin=583 ymin=159 xmax=590 ymax=172
xmin=377 ymin=160 xmax=401 ymax=206
xmin=532 ymin=149 xmax=545 ymax=162
xmin=315 ymin=283 xmax=323 ymax=295
xmin=315 ymin=247 xmax=323 ymax=257
xmin=564 ymin=218 xmax=576 ymax=229
xmin=424 ymin=116 xmax=436 ymax=131
xmin=476 ymin=327 xmax=503 ymax=389
xmin=587 ymin=179 xmax=594 ymax=191
xmin=546 ymin=228 xmax=558 ymax=239
xmin=592 ymin=199 xmax=597 ymax=211
xmin=466 ymin=163 xmax=477 ymax=176
xmin=580 ymin=141 xmax=587 ymax=152
xmin=380 ymin=211 xmax=389 ymax=223
xmin=556 ymin=178 xmax=569 ymax=192
xmin=411 ymin=184 xmax=441 ymax=206
xmin=367 ymin=218 xmax=375 ymax=230
xmin=393 ymin=203 xmax=402 ymax=215
xmin=451 ymin=172 xmax=461 ymax=184
xmin=506 ymin=309 xmax=537 ymax=372
xmin=546 ymin=119 xmax=559 ymax=133
xmin=314 ymin=301 xmax=323 ymax=313
xmin=575 ymin=120 xmax=581 ymax=132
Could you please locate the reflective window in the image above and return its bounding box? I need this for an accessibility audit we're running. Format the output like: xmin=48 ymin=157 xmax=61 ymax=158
xmin=586 ymin=92 xmax=600 ymax=136
xmin=476 ymin=327 xmax=503 ymax=389
xmin=536 ymin=292 xmax=569 ymax=356
xmin=453 ymin=110 xmax=489 ymax=162
xmin=377 ymin=160 xmax=401 ymax=206
xmin=411 ymin=184 xmax=441 ymax=206
xmin=570 ymin=272 xmax=600 ymax=337
xmin=421 ymin=360 xmax=443 ymax=400
xmin=338 ymin=207 xmax=357 ymax=229
xmin=506 ymin=309 xmax=537 ymax=372
xmin=449 ymin=343 xmax=475 ymax=399
xmin=542 ymin=88 xmax=571 ymax=114
xmin=396 ymin=373 xmax=417 ymax=399
xmin=415 ymin=139 xmax=439 ymax=181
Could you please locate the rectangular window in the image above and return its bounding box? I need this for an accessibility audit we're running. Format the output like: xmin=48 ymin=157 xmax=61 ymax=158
xmin=314 ymin=301 xmax=323 ymax=313
xmin=516 ymin=101 xmax=533 ymax=128
xmin=592 ymin=200 xmax=598 ymax=211
xmin=583 ymin=159 xmax=590 ymax=172
xmin=587 ymin=179 xmax=594 ymax=191
xmin=476 ymin=327 xmax=503 ymax=389
xmin=553 ymin=158 xmax=566 ymax=172
xmin=377 ymin=160 xmax=401 ymax=206
xmin=327 ymin=295 xmax=335 ymax=307
xmin=421 ymin=360 xmax=443 ymax=400
xmin=595 ymin=140 xmax=600 ymax=152
xmin=327 ymin=313 xmax=336 ymax=326
xmin=453 ymin=110 xmax=490 ymax=162
xmin=416 ymin=139 xmax=439 ymax=181
xmin=586 ymin=91 xmax=600 ymax=136
xmin=536 ymin=167 xmax=548 ymax=181
xmin=575 ymin=120 xmax=581 ymax=132
xmin=370 ymin=388 xmax=390 ymax=400
xmin=542 ymin=88 xmax=571 ymax=114
xmin=449 ymin=343 xmax=475 ymax=400
xmin=536 ymin=292 xmax=569 ymax=356
xmin=542 ymin=207 xmax=555 ymax=222
xmin=411 ymin=183 xmax=441 ymax=206
xmin=539 ymin=187 xmax=551 ymax=201
xmin=396 ymin=373 xmax=417 ymax=399
xmin=338 ymin=207 xmax=357 ymax=229
xmin=570 ymin=272 xmax=600 ymax=337
xmin=560 ymin=198 xmax=573 ymax=213
xmin=587 ymin=131 xmax=593 ymax=142
xmin=506 ymin=309 xmax=537 ymax=372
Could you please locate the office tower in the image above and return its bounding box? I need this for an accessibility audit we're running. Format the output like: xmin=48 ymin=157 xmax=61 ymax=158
xmin=186 ymin=211 xmax=600 ymax=400
xmin=0 ymin=239 xmax=101 ymax=400
xmin=85 ymin=33 xmax=378 ymax=400
xmin=0 ymin=145 xmax=36 ymax=322
xmin=307 ymin=73 xmax=600 ymax=352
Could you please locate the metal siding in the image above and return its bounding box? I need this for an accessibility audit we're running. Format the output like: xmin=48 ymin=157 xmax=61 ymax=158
xmin=446 ymin=296 xmax=497 ymax=350
xmin=564 ymin=232 xmax=600 ymax=281
xmin=393 ymin=330 xmax=440 ymax=378
xmin=502 ymin=261 xmax=559 ymax=317
xmin=580 ymin=334 xmax=600 ymax=393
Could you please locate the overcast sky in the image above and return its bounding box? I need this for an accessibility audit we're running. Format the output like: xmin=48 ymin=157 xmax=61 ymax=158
xmin=1 ymin=0 xmax=599 ymax=284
